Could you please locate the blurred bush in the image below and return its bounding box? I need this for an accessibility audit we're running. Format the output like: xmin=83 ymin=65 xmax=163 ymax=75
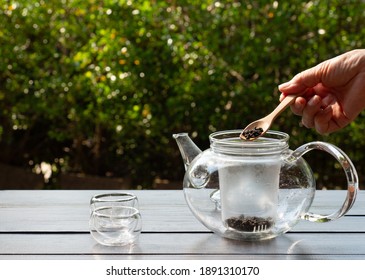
xmin=0 ymin=0 xmax=364 ymax=188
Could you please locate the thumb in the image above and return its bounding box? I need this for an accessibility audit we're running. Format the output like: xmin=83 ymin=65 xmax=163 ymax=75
xmin=278 ymin=80 xmax=307 ymax=94
xmin=279 ymin=64 xmax=324 ymax=94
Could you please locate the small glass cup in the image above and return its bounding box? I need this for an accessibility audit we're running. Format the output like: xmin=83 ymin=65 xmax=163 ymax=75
xmin=90 ymin=193 xmax=139 ymax=212
xmin=89 ymin=193 xmax=141 ymax=246
xmin=89 ymin=206 xmax=142 ymax=246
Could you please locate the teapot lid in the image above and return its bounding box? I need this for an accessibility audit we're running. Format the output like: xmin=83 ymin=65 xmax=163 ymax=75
xmin=209 ymin=130 xmax=289 ymax=155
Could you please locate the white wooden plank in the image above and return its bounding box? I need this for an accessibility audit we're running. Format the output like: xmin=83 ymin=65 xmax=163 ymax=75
xmin=1 ymin=190 xmax=364 ymax=232
xmin=0 ymin=190 xmax=203 ymax=232
xmin=2 ymin=190 xmax=365 ymax=213
xmin=0 ymin=232 xmax=365 ymax=258
xmin=309 ymin=189 xmax=364 ymax=215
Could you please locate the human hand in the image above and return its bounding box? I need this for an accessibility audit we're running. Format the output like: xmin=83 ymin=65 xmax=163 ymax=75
xmin=278 ymin=49 xmax=365 ymax=134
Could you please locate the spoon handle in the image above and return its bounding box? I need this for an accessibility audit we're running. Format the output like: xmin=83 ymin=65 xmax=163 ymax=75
xmin=268 ymin=95 xmax=296 ymax=120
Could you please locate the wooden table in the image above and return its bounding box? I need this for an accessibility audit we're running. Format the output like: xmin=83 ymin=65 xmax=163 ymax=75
xmin=0 ymin=189 xmax=365 ymax=260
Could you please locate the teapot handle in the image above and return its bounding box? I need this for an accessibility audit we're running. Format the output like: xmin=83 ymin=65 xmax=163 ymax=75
xmin=291 ymin=141 xmax=358 ymax=222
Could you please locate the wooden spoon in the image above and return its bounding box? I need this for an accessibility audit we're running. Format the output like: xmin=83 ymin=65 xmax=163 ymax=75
xmin=240 ymin=95 xmax=296 ymax=140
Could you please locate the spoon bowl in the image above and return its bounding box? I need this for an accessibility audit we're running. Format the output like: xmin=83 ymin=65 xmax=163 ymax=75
xmin=240 ymin=95 xmax=296 ymax=140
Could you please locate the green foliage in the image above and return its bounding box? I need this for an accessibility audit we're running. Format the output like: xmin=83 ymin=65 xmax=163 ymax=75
xmin=0 ymin=0 xmax=365 ymax=188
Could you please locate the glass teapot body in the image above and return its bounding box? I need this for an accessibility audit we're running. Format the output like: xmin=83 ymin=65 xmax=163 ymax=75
xmin=177 ymin=130 xmax=358 ymax=241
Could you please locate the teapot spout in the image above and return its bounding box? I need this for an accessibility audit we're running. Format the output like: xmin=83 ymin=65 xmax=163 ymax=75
xmin=173 ymin=133 xmax=202 ymax=170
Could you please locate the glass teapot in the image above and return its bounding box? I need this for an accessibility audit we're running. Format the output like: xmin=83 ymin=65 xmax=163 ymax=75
xmin=173 ymin=130 xmax=358 ymax=241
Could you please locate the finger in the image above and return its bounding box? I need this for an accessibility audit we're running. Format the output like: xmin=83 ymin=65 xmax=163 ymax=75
xmin=320 ymin=94 xmax=336 ymax=108
xmin=290 ymin=96 xmax=306 ymax=116
xmin=301 ymin=95 xmax=322 ymax=128
xmin=278 ymin=80 xmax=307 ymax=95
xmin=314 ymin=106 xmax=333 ymax=134
xmin=279 ymin=62 xmax=327 ymax=95
xmin=295 ymin=65 xmax=324 ymax=88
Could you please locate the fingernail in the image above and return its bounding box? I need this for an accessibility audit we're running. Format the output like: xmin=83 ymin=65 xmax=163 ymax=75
xmin=308 ymin=95 xmax=320 ymax=106
xmin=297 ymin=98 xmax=306 ymax=109
xmin=321 ymin=105 xmax=333 ymax=114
